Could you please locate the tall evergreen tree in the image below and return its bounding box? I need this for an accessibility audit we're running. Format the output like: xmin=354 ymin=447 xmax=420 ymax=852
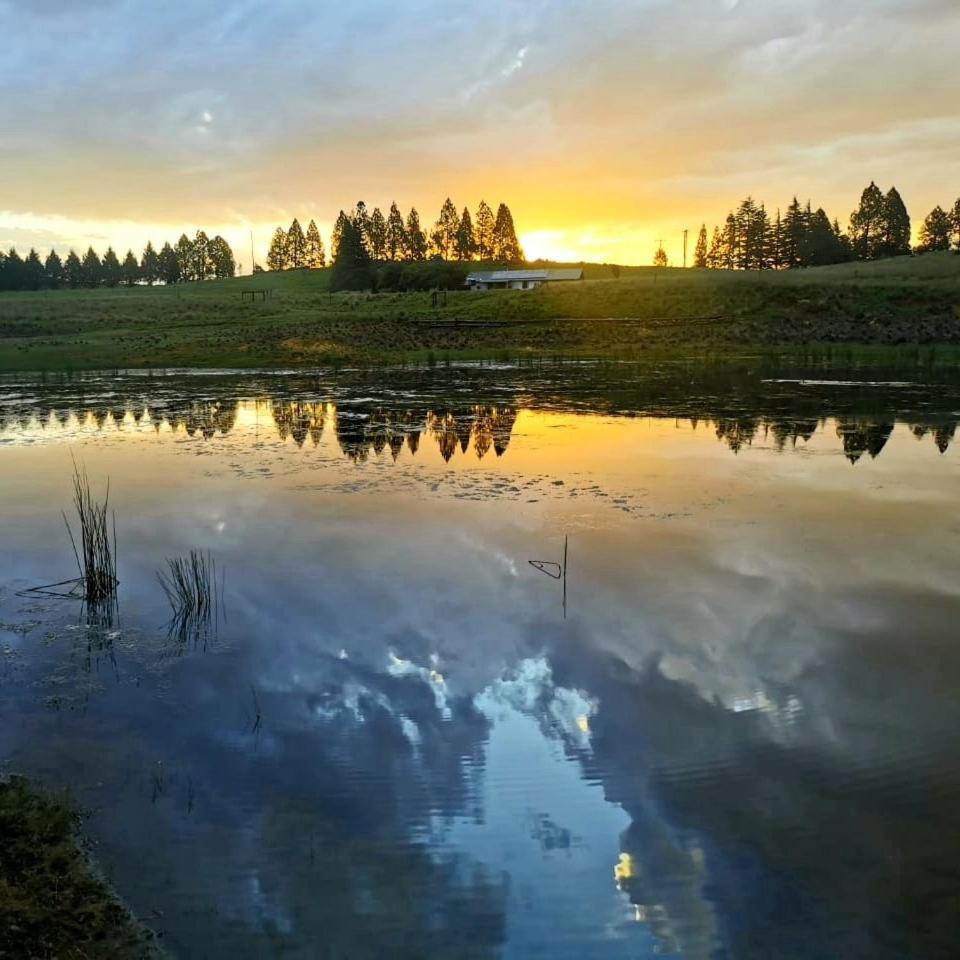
xmin=770 ymin=211 xmax=783 ymax=269
xmin=140 ymin=241 xmax=159 ymax=285
xmin=849 ymin=181 xmax=886 ymax=260
xmin=305 ymin=219 xmax=325 ymax=268
xmin=880 ymin=187 xmax=911 ymax=257
xmin=175 ymin=234 xmax=194 ymax=280
xmin=431 ymin=198 xmax=460 ymax=259
xmin=352 ymin=201 xmax=371 ymax=253
xmin=192 ymin=231 xmax=210 ymax=280
xmin=367 ymin=207 xmax=387 ymax=260
xmin=64 ymin=250 xmax=83 ymax=288
xmin=917 ymin=206 xmax=952 ymax=252
xmin=101 ymin=247 xmax=121 ymax=287
xmin=693 ymin=225 xmax=708 ymax=268
xmin=81 ymin=247 xmax=101 ymax=287
xmin=286 ymin=218 xmax=306 ymax=268
xmin=722 ymin=213 xmax=737 ymax=269
xmin=474 ymin=201 xmax=495 ymax=260
xmin=455 ymin=207 xmax=476 ymax=261
xmin=23 ymin=249 xmax=43 ymax=290
xmin=3 ymin=249 xmax=24 ymax=290
xmin=159 ymin=242 xmax=180 ymax=284
xmin=951 ymin=198 xmax=960 ymax=253
xmin=653 ymin=244 xmax=668 ymax=267
xmin=385 ymin=203 xmax=406 ymax=261
xmin=492 ymin=203 xmax=524 ymax=263
xmin=781 ymin=197 xmax=805 ymax=268
xmin=330 ymin=211 xmax=350 ymax=262
xmin=43 ymin=249 xmax=64 ymax=288
xmin=121 ymin=249 xmax=140 ymax=286
xmin=330 ymin=217 xmax=374 ymax=291
xmin=706 ymin=226 xmax=724 ymax=269
xmin=209 ymin=235 xmax=236 ymax=278
xmin=267 ymin=227 xmax=288 ymax=271
xmin=404 ymin=208 xmax=427 ymax=261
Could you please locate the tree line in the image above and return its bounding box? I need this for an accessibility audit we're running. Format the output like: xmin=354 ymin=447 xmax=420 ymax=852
xmin=265 ymin=199 xmax=524 ymax=275
xmin=0 ymin=230 xmax=236 ymax=291
xmin=684 ymin=183 xmax=960 ymax=270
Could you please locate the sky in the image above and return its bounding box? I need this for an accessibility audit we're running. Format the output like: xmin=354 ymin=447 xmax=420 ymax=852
xmin=1 ymin=0 xmax=958 ymax=268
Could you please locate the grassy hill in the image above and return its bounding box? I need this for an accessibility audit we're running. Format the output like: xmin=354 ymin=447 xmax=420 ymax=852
xmin=1 ymin=253 xmax=958 ymax=371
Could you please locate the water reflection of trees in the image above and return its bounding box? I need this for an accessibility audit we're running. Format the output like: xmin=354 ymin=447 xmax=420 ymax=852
xmin=2 ymin=368 xmax=958 ymax=463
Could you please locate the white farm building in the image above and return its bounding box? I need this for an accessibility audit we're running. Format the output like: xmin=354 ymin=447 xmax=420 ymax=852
xmin=464 ymin=268 xmax=583 ymax=291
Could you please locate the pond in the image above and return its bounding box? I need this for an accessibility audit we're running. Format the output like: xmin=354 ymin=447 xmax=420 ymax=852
xmin=1 ymin=357 xmax=959 ymax=959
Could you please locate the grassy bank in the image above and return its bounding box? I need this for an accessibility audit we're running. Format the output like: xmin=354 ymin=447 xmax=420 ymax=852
xmin=0 ymin=777 xmax=159 ymax=958
xmin=1 ymin=253 xmax=958 ymax=371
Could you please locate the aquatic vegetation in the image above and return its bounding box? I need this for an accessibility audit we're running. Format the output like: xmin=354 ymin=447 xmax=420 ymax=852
xmin=157 ymin=549 xmax=220 ymax=647
xmin=63 ymin=457 xmax=119 ymax=604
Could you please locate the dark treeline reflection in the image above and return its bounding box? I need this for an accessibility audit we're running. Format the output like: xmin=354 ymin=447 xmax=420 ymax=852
xmin=3 ymin=360 xmax=960 ymax=463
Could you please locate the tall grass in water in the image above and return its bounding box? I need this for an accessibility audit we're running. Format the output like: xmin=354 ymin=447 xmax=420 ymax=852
xmin=158 ymin=550 xmax=220 ymax=646
xmin=62 ymin=458 xmax=118 ymax=604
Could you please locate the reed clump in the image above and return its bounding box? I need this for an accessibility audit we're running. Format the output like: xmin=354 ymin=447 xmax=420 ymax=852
xmin=157 ymin=549 xmax=216 ymax=618
xmin=63 ymin=458 xmax=118 ymax=604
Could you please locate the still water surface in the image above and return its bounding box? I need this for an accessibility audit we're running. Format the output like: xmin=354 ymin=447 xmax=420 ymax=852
xmin=1 ymin=360 xmax=959 ymax=959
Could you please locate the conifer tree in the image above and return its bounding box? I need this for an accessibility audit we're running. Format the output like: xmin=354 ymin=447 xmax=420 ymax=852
xmin=781 ymin=197 xmax=805 ymax=269
xmin=367 ymin=207 xmax=387 ymax=260
xmin=385 ymin=203 xmax=406 ymax=261
xmin=770 ymin=211 xmax=783 ymax=269
xmin=209 ymin=235 xmax=236 ymax=278
xmin=330 ymin=217 xmax=373 ymax=291
xmin=140 ymin=241 xmax=159 ymax=285
xmin=492 ymin=203 xmax=524 ymax=263
xmin=706 ymin=226 xmax=724 ymax=269
xmin=722 ymin=213 xmax=737 ymax=269
xmin=693 ymin=225 xmax=708 ymax=268
xmin=159 ymin=242 xmax=180 ymax=284
xmin=352 ymin=201 xmax=371 ymax=251
xmin=286 ymin=218 xmax=306 ymax=268
xmin=305 ymin=219 xmax=325 ymax=268
xmin=175 ymin=234 xmax=194 ymax=280
xmin=918 ymin=206 xmax=952 ymax=252
xmin=44 ymin=249 xmax=64 ymax=288
xmin=267 ymin=227 xmax=288 ymax=271
xmin=65 ymin=250 xmax=83 ymax=288
xmin=101 ymin=247 xmax=121 ymax=287
xmin=23 ymin=249 xmax=43 ymax=290
xmin=3 ymin=248 xmax=24 ymax=290
xmin=951 ymin=198 xmax=960 ymax=253
xmin=474 ymin=201 xmax=495 ymax=260
xmin=880 ymin=187 xmax=911 ymax=257
xmin=455 ymin=207 xmax=476 ymax=260
xmin=849 ymin=182 xmax=886 ymax=260
xmin=404 ymin=208 xmax=427 ymax=261
xmin=653 ymin=244 xmax=668 ymax=268
xmin=431 ymin=198 xmax=460 ymax=259
xmin=81 ymin=246 xmax=102 ymax=287
xmin=330 ymin=211 xmax=350 ymax=262
xmin=192 ymin=231 xmax=210 ymax=280
xmin=121 ymin=249 xmax=140 ymax=286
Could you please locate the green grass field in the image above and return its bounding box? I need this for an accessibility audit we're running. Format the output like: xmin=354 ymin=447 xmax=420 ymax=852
xmin=1 ymin=253 xmax=958 ymax=371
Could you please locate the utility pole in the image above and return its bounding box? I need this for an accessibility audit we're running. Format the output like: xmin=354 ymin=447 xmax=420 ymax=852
xmin=250 ymin=231 xmax=256 ymax=275
xmin=683 ymin=229 xmax=688 ymax=269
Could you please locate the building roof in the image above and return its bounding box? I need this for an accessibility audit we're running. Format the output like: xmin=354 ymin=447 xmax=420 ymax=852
xmin=465 ymin=268 xmax=583 ymax=283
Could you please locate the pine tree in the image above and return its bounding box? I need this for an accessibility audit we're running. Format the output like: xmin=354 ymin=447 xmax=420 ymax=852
xmin=474 ymin=201 xmax=495 ymax=260
xmin=653 ymin=244 xmax=668 ymax=268
xmin=43 ymin=249 xmax=64 ymax=288
xmin=455 ymin=207 xmax=476 ymax=261
xmin=81 ymin=247 xmax=101 ymax=287
xmin=159 ymin=242 xmax=180 ymax=284
xmin=706 ymin=226 xmax=724 ymax=269
xmin=101 ymin=247 xmax=121 ymax=287
xmin=849 ymin=181 xmax=886 ymax=260
xmin=65 ymin=250 xmax=83 ymax=288
xmin=330 ymin=217 xmax=373 ymax=291
xmin=305 ymin=219 xmax=325 ymax=268
xmin=917 ymin=206 xmax=952 ymax=252
xmin=880 ymin=187 xmax=911 ymax=257
xmin=367 ymin=207 xmax=387 ymax=260
xmin=3 ymin=248 xmax=24 ymax=290
xmin=693 ymin=225 xmax=708 ymax=268
xmin=209 ymin=236 xmax=236 ymax=277
xmin=431 ymin=198 xmax=460 ymax=259
xmin=192 ymin=231 xmax=210 ymax=280
xmin=140 ymin=241 xmax=159 ymax=285
xmin=175 ymin=234 xmax=194 ymax=280
xmin=267 ymin=227 xmax=288 ymax=271
xmin=23 ymin=249 xmax=43 ymax=290
xmin=781 ymin=197 xmax=805 ymax=269
xmin=950 ymin=198 xmax=960 ymax=253
xmin=330 ymin=211 xmax=350 ymax=262
xmin=385 ymin=203 xmax=406 ymax=261
xmin=404 ymin=208 xmax=427 ymax=261
xmin=352 ymin=201 xmax=371 ymax=252
xmin=286 ymin=218 xmax=306 ymax=268
xmin=121 ymin=249 xmax=140 ymax=286
xmin=770 ymin=211 xmax=783 ymax=269
xmin=492 ymin=203 xmax=524 ymax=263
